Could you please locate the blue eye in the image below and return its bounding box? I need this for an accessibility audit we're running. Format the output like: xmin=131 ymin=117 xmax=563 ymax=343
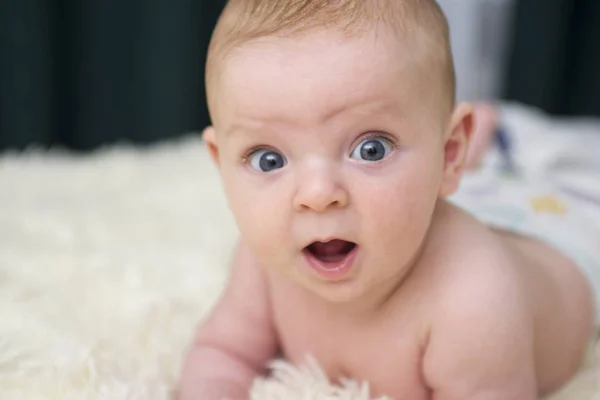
xmin=249 ymin=149 xmax=287 ymax=172
xmin=350 ymin=137 xmax=394 ymax=162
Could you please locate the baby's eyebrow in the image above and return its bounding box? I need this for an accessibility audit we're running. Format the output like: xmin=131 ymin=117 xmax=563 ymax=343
xmin=321 ymin=98 xmax=401 ymax=123
xmin=225 ymin=120 xmax=273 ymax=136
xmin=225 ymin=116 xmax=293 ymax=136
xmin=225 ymin=121 xmax=260 ymax=136
xmin=225 ymin=125 xmax=244 ymax=136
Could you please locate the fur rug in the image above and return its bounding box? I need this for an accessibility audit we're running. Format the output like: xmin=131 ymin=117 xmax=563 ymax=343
xmin=1 ymin=135 xmax=599 ymax=399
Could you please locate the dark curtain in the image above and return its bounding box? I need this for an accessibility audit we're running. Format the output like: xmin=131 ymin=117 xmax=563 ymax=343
xmin=503 ymin=0 xmax=600 ymax=117
xmin=0 ymin=0 xmax=226 ymax=151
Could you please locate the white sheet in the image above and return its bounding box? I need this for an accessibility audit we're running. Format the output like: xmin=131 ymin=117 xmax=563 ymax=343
xmin=476 ymin=102 xmax=600 ymax=226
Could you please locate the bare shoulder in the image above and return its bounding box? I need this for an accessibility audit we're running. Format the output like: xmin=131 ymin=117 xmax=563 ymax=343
xmin=418 ymin=204 xmax=538 ymax=398
xmin=421 ymin=202 xmax=533 ymax=339
xmin=427 ymin=210 xmax=531 ymax=342
xmin=423 ymin=203 xmax=527 ymax=312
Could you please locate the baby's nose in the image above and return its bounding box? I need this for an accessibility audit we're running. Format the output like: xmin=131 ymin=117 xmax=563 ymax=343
xmin=293 ymin=167 xmax=348 ymax=212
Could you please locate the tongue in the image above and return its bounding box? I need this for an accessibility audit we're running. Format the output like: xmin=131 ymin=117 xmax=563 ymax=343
xmin=309 ymin=240 xmax=354 ymax=262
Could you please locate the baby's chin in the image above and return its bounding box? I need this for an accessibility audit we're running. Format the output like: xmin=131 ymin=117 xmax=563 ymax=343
xmin=289 ymin=265 xmax=377 ymax=305
xmin=302 ymin=280 xmax=369 ymax=304
xmin=300 ymin=260 xmax=423 ymax=309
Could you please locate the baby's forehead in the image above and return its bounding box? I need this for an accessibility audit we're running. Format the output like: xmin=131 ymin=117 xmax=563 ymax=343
xmin=213 ymin=32 xmax=444 ymax=127
xmin=224 ymin=30 xmax=410 ymax=82
xmin=218 ymin=38 xmax=412 ymax=114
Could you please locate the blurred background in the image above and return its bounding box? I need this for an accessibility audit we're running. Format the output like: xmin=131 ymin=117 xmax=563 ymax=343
xmin=0 ymin=0 xmax=599 ymax=152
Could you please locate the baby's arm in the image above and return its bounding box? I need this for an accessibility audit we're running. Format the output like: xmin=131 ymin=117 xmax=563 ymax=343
xmin=178 ymin=242 xmax=279 ymax=400
xmin=422 ymin=271 xmax=537 ymax=400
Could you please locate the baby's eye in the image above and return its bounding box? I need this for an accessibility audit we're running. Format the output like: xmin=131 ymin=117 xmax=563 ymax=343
xmin=248 ymin=149 xmax=287 ymax=172
xmin=350 ymin=137 xmax=394 ymax=162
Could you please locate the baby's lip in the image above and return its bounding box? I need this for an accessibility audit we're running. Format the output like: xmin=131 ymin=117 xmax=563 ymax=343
xmin=302 ymin=236 xmax=356 ymax=248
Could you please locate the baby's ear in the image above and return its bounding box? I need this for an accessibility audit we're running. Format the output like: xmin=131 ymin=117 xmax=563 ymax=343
xmin=439 ymin=102 xmax=474 ymax=197
xmin=202 ymin=126 xmax=220 ymax=166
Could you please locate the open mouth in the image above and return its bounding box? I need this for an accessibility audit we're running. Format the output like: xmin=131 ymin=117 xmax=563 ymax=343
xmin=302 ymin=239 xmax=358 ymax=279
xmin=304 ymin=239 xmax=357 ymax=263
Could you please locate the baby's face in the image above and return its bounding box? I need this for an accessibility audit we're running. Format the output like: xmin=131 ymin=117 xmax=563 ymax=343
xmin=206 ymin=29 xmax=465 ymax=303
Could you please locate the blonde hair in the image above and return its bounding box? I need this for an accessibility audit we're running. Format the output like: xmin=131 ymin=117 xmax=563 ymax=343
xmin=205 ymin=0 xmax=455 ymax=117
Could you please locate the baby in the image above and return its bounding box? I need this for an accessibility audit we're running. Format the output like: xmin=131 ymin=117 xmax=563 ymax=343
xmin=178 ymin=0 xmax=600 ymax=399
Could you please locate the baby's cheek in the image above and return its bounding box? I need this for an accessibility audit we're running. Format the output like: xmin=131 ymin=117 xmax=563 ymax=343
xmin=228 ymin=187 xmax=289 ymax=260
xmin=368 ymin=182 xmax=435 ymax=251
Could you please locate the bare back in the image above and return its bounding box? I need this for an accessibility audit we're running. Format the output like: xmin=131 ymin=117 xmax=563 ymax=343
xmin=495 ymin=227 xmax=595 ymax=394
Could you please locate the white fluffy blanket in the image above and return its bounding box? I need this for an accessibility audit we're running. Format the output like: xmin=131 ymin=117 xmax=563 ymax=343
xmin=1 ymin=104 xmax=600 ymax=399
